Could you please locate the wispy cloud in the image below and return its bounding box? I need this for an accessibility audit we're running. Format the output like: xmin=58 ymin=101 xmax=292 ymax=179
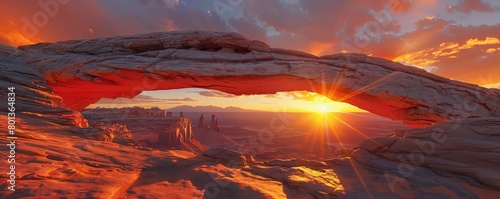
xmin=165 ymin=97 xmax=197 ymax=101
xmin=266 ymin=91 xmax=330 ymax=102
xmin=197 ymin=91 xmax=240 ymax=98
xmin=93 ymin=95 xmax=196 ymax=105
xmin=164 ymin=102 xmax=183 ymax=104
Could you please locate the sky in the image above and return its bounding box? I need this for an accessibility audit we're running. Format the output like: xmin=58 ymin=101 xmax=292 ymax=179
xmin=1 ymin=0 xmax=499 ymax=112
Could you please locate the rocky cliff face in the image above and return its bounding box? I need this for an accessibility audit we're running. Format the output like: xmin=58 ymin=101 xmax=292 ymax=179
xmin=4 ymin=31 xmax=498 ymax=127
xmin=0 ymin=44 xmax=88 ymax=128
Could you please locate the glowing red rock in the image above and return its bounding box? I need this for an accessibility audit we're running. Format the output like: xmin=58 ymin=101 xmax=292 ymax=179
xmin=11 ymin=31 xmax=500 ymax=127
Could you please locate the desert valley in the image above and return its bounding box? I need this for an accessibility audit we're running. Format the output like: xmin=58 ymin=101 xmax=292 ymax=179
xmin=81 ymin=106 xmax=407 ymax=161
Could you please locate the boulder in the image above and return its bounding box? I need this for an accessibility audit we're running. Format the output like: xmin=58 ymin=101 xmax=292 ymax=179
xmin=203 ymin=148 xmax=250 ymax=166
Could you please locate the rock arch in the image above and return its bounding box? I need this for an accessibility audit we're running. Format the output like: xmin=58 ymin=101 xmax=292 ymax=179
xmin=13 ymin=31 xmax=500 ymax=127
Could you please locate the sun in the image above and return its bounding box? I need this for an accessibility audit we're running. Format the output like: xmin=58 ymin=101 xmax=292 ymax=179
xmin=320 ymin=105 xmax=327 ymax=113
xmin=315 ymin=104 xmax=330 ymax=113
xmin=304 ymin=102 xmax=336 ymax=113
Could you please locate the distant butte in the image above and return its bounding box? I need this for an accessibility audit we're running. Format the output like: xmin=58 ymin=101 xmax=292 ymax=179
xmin=5 ymin=31 xmax=500 ymax=127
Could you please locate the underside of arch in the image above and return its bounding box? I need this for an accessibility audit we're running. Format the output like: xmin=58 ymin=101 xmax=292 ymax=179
xmin=12 ymin=31 xmax=500 ymax=127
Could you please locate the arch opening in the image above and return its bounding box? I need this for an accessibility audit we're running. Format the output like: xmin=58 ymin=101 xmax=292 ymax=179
xmin=85 ymin=88 xmax=365 ymax=113
xmin=47 ymin=69 xmax=424 ymax=127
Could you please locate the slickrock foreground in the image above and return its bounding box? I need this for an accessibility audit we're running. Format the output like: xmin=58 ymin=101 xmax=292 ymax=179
xmin=4 ymin=31 xmax=499 ymax=127
xmin=1 ymin=114 xmax=499 ymax=198
xmin=1 ymin=32 xmax=500 ymax=198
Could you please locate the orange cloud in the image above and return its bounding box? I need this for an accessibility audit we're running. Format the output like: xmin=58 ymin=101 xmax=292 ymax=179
xmin=267 ymin=91 xmax=332 ymax=102
xmin=486 ymin=48 xmax=500 ymax=53
xmin=0 ymin=1 xmax=109 ymax=46
xmin=393 ymin=49 xmax=439 ymax=69
xmin=197 ymin=91 xmax=240 ymax=98
xmin=0 ymin=20 xmax=39 ymax=46
xmin=306 ymin=41 xmax=334 ymax=56
xmin=432 ymin=42 xmax=461 ymax=57
xmin=460 ymin=37 xmax=500 ymax=49
xmin=393 ymin=37 xmax=500 ymax=69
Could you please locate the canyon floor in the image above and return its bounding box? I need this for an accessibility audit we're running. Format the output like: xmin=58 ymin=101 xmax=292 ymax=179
xmin=182 ymin=112 xmax=408 ymax=161
xmin=2 ymin=112 xmax=500 ymax=198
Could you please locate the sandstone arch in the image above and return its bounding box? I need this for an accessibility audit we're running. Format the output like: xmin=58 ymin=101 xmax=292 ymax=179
xmin=12 ymin=31 xmax=500 ymax=127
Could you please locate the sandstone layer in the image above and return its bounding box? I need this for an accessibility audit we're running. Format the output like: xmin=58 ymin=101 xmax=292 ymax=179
xmin=0 ymin=44 xmax=87 ymax=128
